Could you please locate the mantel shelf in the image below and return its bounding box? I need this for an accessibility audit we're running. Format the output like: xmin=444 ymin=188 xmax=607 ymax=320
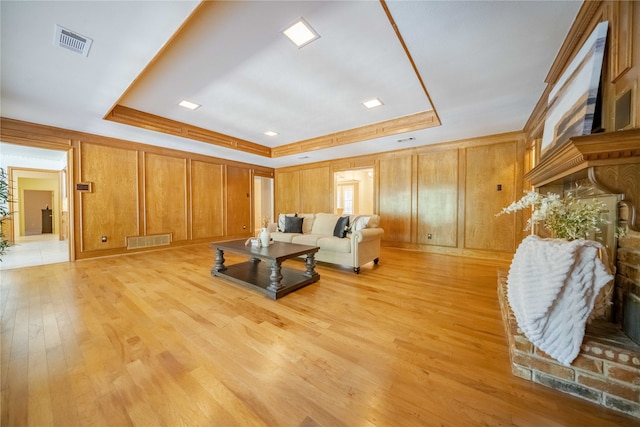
xmin=525 ymin=128 xmax=640 ymax=187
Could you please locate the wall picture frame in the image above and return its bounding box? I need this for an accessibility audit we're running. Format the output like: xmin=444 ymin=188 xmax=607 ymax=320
xmin=540 ymin=21 xmax=608 ymax=159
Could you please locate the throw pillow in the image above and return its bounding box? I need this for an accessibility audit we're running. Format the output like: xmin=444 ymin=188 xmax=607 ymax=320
xmin=333 ymin=216 xmax=350 ymax=238
xmin=350 ymin=215 xmax=370 ymax=232
xmin=284 ymin=216 xmax=304 ymax=233
xmin=278 ymin=213 xmax=297 ymax=232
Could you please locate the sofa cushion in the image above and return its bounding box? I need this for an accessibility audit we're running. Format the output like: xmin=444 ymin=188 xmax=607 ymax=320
xmin=291 ymin=234 xmax=321 ymax=246
xmin=312 ymin=213 xmax=340 ymax=235
xmin=284 ymin=216 xmax=303 ymax=233
xmin=317 ymin=236 xmax=351 ymax=253
xmin=271 ymin=231 xmax=299 ymax=243
xmin=333 ymin=215 xmax=350 ymax=238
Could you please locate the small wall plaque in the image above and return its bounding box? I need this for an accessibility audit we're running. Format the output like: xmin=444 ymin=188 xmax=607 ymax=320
xmin=76 ymin=182 xmax=92 ymax=192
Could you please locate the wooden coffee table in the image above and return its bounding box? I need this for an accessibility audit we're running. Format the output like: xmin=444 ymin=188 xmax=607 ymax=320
xmin=210 ymin=239 xmax=320 ymax=299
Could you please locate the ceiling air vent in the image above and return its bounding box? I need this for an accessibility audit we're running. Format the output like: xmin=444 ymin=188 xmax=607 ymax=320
xmin=54 ymin=24 xmax=92 ymax=57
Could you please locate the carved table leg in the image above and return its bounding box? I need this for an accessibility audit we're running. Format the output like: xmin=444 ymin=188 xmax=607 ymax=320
xmin=305 ymin=252 xmax=319 ymax=278
xmin=267 ymin=260 xmax=284 ymax=293
xmin=212 ymin=248 xmax=226 ymax=273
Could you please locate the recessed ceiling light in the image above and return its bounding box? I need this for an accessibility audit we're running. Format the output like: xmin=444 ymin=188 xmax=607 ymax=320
xmin=283 ymin=18 xmax=320 ymax=48
xmin=264 ymin=131 xmax=279 ymax=137
xmin=362 ymin=98 xmax=384 ymax=109
xmin=178 ymin=100 xmax=200 ymax=110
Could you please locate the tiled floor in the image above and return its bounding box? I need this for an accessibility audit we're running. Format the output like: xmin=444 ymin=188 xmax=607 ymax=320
xmin=0 ymin=234 xmax=69 ymax=270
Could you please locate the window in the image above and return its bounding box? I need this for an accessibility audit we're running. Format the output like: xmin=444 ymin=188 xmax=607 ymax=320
xmin=337 ymin=183 xmax=356 ymax=215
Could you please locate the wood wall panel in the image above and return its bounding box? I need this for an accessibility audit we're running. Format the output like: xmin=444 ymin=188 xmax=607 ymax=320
xmin=379 ymin=156 xmax=413 ymax=242
xmin=144 ymin=153 xmax=188 ymax=241
xmin=191 ymin=160 xmax=224 ymax=239
xmin=80 ymin=143 xmax=138 ymax=251
xmin=275 ymin=170 xmax=300 ymax=215
xmin=226 ymin=165 xmax=251 ymax=236
xmin=464 ymin=142 xmax=517 ymax=252
xmin=417 ymin=150 xmax=458 ymax=247
xmin=594 ymin=163 xmax=640 ymax=227
xmin=300 ymin=167 xmax=331 ymax=213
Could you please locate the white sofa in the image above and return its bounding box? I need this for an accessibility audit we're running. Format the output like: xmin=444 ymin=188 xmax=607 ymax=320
xmin=269 ymin=213 xmax=384 ymax=273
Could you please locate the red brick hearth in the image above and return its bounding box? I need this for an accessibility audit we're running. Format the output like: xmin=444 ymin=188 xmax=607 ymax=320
xmin=498 ymin=272 xmax=640 ymax=419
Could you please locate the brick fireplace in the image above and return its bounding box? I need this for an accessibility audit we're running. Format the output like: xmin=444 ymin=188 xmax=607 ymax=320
xmin=502 ymin=129 xmax=640 ymax=418
xmin=498 ymin=271 xmax=640 ymax=418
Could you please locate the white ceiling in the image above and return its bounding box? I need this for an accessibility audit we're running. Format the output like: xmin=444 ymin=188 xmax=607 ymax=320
xmin=0 ymin=1 xmax=582 ymax=169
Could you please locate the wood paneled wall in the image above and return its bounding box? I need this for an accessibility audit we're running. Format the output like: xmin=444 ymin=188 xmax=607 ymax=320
xmin=274 ymin=132 xmax=525 ymax=260
xmin=300 ymin=167 xmax=331 ymax=213
xmin=379 ymin=156 xmax=413 ymax=243
xmin=144 ymin=153 xmax=188 ymax=242
xmin=417 ymin=150 xmax=458 ymax=247
xmin=0 ymin=117 xmax=274 ymax=260
xmin=464 ymin=142 xmax=518 ymax=253
xmin=77 ymin=143 xmax=265 ymax=259
xmin=191 ymin=161 xmax=224 ymax=240
xmin=79 ymin=143 xmax=139 ymax=252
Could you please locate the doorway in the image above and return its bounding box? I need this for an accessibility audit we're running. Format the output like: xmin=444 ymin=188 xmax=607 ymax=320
xmin=334 ymin=168 xmax=374 ymax=215
xmin=0 ymin=143 xmax=70 ymax=269
xmin=24 ymin=189 xmax=54 ymax=235
xmin=254 ymin=176 xmax=274 ymax=232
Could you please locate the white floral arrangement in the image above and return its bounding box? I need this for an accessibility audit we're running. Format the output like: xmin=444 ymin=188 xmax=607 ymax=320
xmin=497 ymin=190 xmax=608 ymax=241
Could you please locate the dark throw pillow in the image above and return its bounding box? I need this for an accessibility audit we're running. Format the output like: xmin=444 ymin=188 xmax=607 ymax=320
xmin=333 ymin=216 xmax=350 ymax=238
xmin=284 ymin=216 xmax=304 ymax=233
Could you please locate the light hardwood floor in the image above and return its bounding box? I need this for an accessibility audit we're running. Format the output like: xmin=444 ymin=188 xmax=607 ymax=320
xmin=1 ymin=244 xmax=638 ymax=426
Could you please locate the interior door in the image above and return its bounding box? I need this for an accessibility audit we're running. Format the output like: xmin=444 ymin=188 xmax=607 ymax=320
xmin=226 ymin=166 xmax=252 ymax=237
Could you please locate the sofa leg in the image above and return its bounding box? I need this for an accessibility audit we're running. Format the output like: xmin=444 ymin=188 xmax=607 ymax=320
xmin=374 ymin=258 xmax=379 ymax=265
xmin=353 ymin=267 xmax=360 ymax=274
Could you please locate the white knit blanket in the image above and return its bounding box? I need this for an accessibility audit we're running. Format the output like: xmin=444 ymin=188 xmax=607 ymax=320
xmin=507 ymin=235 xmax=613 ymax=366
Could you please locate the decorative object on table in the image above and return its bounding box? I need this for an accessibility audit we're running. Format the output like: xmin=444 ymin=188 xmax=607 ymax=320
xmin=497 ymin=189 xmax=609 ymax=240
xmin=259 ymin=228 xmax=270 ymax=247
xmin=244 ymin=237 xmax=262 ymax=247
xmin=259 ymin=216 xmax=271 ymax=246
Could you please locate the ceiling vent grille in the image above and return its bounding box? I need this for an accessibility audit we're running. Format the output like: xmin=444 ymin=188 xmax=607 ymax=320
xmin=54 ymin=25 xmax=92 ymax=57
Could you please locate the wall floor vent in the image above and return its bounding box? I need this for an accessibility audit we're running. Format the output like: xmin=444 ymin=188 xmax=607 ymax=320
xmin=54 ymin=24 xmax=92 ymax=57
xmin=127 ymin=234 xmax=172 ymax=250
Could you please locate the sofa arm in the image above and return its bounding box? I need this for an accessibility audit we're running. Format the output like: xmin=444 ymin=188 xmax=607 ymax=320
xmin=352 ymin=227 xmax=384 ymax=243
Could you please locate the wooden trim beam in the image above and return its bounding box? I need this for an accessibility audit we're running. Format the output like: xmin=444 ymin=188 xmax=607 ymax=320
xmin=271 ymin=110 xmax=439 ymax=158
xmin=105 ymin=105 xmax=271 ymax=157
